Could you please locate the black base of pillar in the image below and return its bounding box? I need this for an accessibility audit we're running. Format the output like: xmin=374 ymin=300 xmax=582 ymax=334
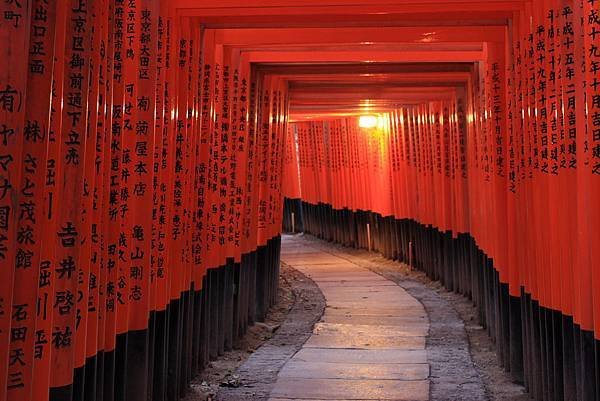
xmin=298 ymin=200 xmax=596 ymax=401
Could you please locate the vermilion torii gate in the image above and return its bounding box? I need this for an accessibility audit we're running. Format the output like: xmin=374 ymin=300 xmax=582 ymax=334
xmin=0 ymin=1 xmax=599 ymax=401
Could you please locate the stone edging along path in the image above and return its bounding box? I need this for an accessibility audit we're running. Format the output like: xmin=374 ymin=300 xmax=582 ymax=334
xmin=216 ymin=263 xmax=326 ymax=401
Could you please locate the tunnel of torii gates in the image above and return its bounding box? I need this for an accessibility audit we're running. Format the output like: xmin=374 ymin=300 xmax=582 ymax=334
xmin=1 ymin=0 xmax=600 ymax=401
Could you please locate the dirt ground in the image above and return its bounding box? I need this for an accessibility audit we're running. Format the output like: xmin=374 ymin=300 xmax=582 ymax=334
xmin=182 ymin=264 xmax=296 ymax=400
xmin=435 ymin=283 xmax=530 ymax=401
xmin=183 ymin=263 xmax=325 ymax=401
xmin=389 ymin=263 xmax=529 ymax=401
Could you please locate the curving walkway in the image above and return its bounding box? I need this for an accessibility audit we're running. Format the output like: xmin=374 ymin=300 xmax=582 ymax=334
xmin=269 ymin=236 xmax=431 ymax=401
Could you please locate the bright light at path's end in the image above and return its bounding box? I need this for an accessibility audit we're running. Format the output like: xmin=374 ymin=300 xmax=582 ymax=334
xmin=359 ymin=115 xmax=378 ymax=129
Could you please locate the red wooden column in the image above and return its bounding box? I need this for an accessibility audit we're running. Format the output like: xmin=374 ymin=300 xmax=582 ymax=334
xmin=70 ymin=0 xmax=107 ymax=398
xmin=256 ymin=75 xmax=272 ymax=249
xmin=7 ymin=2 xmax=57 ymax=401
xmin=237 ymin=55 xmax=254 ymax=262
xmin=0 ymin=0 xmax=32 ymax=397
xmin=148 ymin=4 xmax=175 ymax=398
xmin=100 ymin=1 xmax=127 ymax=398
xmin=32 ymin=4 xmax=68 ymax=401
xmin=246 ymin=68 xmax=262 ymax=273
xmin=197 ymin=29 xmax=215 ymax=279
xmin=128 ymin=1 xmax=160 ymax=399
xmin=84 ymin=0 xmax=110 ymax=398
xmin=272 ymin=79 xmax=289 ymax=240
xmin=282 ymin=125 xmax=301 ymax=202
xmin=204 ymin=32 xmax=223 ymax=273
xmin=47 ymin=0 xmax=94 ymax=398
xmin=278 ymin=80 xmax=291 ymax=233
xmin=583 ymin=0 xmax=600 ymax=342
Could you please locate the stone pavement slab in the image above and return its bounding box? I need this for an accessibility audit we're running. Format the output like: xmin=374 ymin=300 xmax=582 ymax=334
xmin=313 ymin=323 xmax=428 ymax=338
xmin=269 ymin=378 xmax=429 ymax=400
xmin=278 ymin=360 xmax=429 ymax=380
xmin=303 ymin=332 xmax=426 ymax=349
xmin=319 ymin=314 xmax=428 ymax=327
xmin=293 ymin=348 xmax=428 ymax=364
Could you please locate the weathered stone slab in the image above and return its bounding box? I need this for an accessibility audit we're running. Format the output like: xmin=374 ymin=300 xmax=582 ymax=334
xmin=270 ymin=378 xmax=429 ymax=400
xmin=278 ymin=360 xmax=430 ymax=380
xmin=304 ymin=333 xmax=426 ymax=350
xmin=293 ymin=348 xmax=428 ymax=364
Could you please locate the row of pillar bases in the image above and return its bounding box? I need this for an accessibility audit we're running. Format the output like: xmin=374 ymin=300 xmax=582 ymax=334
xmin=285 ymin=199 xmax=600 ymax=401
xmin=49 ymin=237 xmax=281 ymax=401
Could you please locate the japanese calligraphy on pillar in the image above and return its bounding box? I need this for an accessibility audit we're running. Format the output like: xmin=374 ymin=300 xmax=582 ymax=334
xmin=50 ymin=0 xmax=92 ymax=390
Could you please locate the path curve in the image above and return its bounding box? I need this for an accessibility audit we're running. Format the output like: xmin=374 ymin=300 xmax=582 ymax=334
xmin=215 ymin=264 xmax=326 ymax=401
xmin=299 ymin=235 xmax=487 ymax=401
xmin=269 ymin=236 xmax=430 ymax=401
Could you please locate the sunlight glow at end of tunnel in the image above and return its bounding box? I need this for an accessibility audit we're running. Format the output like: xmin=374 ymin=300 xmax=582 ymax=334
xmin=358 ymin=115 xmax=379 ymax=129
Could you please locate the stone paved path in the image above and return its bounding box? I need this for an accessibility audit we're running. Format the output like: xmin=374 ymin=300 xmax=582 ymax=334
xmin=269 ymin=236 xmax=430 ymax=401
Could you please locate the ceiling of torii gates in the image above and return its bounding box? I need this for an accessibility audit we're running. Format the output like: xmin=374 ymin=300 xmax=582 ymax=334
xmin=169 ymin=1 xmax=524 ymax=120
